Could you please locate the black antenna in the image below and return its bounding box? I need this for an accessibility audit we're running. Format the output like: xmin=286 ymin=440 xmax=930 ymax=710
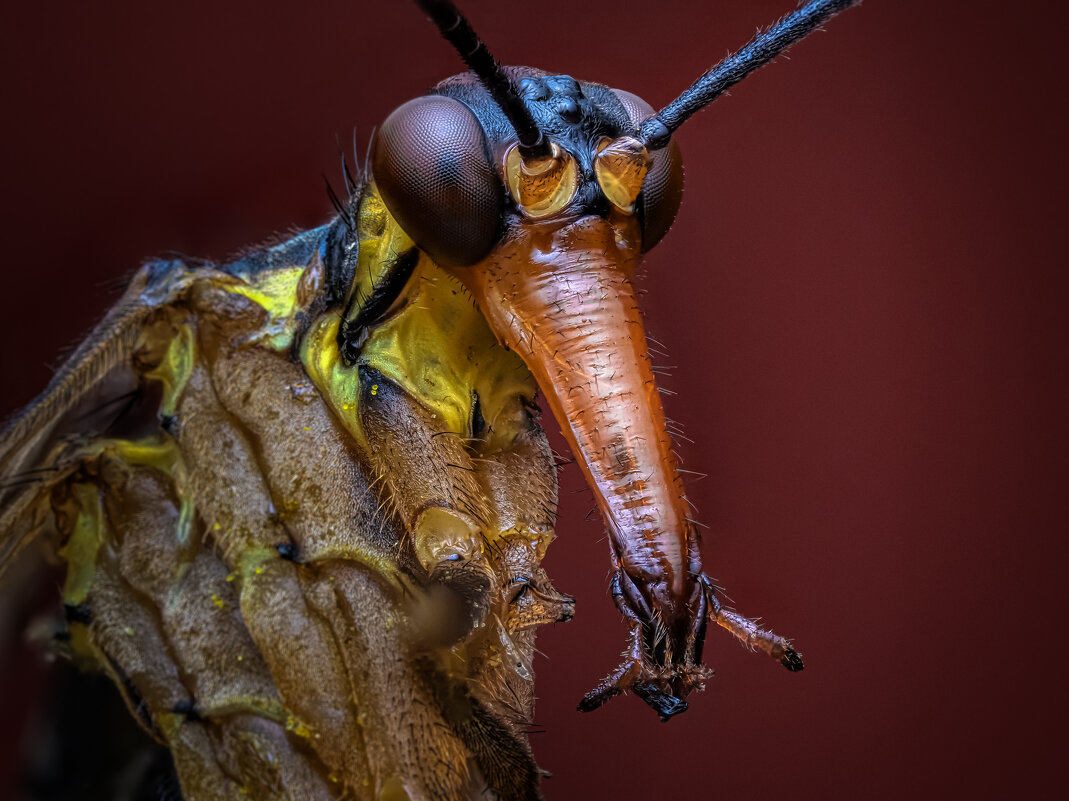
xmin=638 ymin=0 xmax=859 ymax=150
xmin=414 ymin=0 xmax=550 ymax=159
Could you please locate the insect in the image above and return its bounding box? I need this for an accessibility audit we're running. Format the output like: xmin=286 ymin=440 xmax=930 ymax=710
xmin=0 ymin=0 xmax=857 ymax=798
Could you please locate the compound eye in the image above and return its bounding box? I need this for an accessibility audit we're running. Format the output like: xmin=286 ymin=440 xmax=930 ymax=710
xmin=611 ymin=90 xmax=684 ymax=252
xmin=372 ymin=96 xmax=503 ymax=267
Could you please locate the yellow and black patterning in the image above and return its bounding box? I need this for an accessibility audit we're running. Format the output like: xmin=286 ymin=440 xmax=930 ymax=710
xmin=1 ymin=1 xmax=859 ymax=798
xmin=0 ymin=181 xmax=570 ymax=801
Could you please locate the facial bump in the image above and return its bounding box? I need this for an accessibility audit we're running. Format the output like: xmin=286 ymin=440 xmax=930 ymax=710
xmin=556 ymin=97 xmax=581 ymax=123
xmin=519 ymin=76 xmax=549 ymax=101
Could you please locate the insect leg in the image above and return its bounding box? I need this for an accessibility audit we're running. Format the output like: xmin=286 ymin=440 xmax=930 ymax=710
xmin=702 ymin=576 xmax=805 ymax=671
xmin=357 ymin=369 xmax=492 ymax=577
xmin=89 ymin=439 xmax=344 ymax=798
xmin=577 ymin=570 xmax=703 ymax=721
xmin=205 ymin=342 xmax=404 ymax=566
xmin=56 ymin=497 xmax=247 ymax=800
xmin=342 ymin=364 xmax=557 ymax=799
xmin=300 ymin=563 xmax=475 ymax=801
xmin=194 ymin=304 xmax=485 ymax=798
xmin=472 ymin=416 xmax=575 ymax=636
xmin=163 ymin=552 xmax=342 ymax=798
xmin=211 ymin=713 xmax=341 ymax=800
xmin=577 ymin=573 xmax=647 ymax=713
xmin=173 ymin=361 xmax=374 ymax=789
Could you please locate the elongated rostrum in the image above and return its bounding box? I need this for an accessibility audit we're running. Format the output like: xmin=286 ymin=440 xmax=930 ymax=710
xmin=370 ymin=0 xmax=858 ymax=717
xmin=0 ymin=1 xmax=858 ymax=798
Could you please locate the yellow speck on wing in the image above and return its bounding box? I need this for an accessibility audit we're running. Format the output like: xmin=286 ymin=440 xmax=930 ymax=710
xmin=370 ymin=384 xmax=379 ymax=396
xmin=213 ymin=523 xmax=221 ymax=531
xmin=237 ymin=655 xmax=244 ymax=662
xmin=226 ymin=573 xmax=235 ymax=582
xmin=255 ymin=567 xmax=263 ymax=575
xmin=303 ymin=426 xmax=310 ymax=431
xmin=211 ymin=593 xmax=225 ymax=609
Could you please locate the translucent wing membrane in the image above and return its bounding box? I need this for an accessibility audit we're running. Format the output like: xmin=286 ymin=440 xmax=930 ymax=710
xmin=0 ymin=263 xmax=191 ymax=574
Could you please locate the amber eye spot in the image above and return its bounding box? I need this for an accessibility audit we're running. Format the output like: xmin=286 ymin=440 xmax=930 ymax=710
xmin=504 ymin=142 xmax=578 ymax=219
xmin=372 ymin=96 xmax=503 ymax=267
xmin=594 ymin=136 xmax=653 ymax=213
xmin=610 ymin=90 xmax=685 ymax=251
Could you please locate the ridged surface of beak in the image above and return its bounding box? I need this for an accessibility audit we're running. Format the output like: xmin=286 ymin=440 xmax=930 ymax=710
xmin=451 ymin=215 xmax=701 ymax=636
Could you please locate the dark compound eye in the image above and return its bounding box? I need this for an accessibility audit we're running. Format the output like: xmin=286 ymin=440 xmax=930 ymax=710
xmin=372 ymin=96 xmax=504 ymax=267
xmin=611 ymin=90 xmax=685 ymax=252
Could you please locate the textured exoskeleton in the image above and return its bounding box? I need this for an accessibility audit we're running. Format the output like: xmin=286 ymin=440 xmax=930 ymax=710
xmin=1 ymin=1 xmax=859 ymax=798
xmin=0 ymin=215 xmax=571 ymax=800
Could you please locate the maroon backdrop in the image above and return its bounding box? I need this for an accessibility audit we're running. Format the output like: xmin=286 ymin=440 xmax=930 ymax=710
xmin=1 ymin=1 xmax=1065 ymax=798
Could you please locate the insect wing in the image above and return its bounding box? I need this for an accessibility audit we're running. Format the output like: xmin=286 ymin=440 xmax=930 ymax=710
xmin=0 ymin=261 xmax=195 ymax=574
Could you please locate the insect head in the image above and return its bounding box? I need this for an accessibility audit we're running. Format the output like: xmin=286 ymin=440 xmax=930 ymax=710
xmin=340 ymin=0 xmax=858 ymax=718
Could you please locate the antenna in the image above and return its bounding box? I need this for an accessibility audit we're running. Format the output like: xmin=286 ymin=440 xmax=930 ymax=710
xmin=414 ymin=0 xmax=550 ymax=159
xmin=638 ymin=0 xmax=859 ymax=150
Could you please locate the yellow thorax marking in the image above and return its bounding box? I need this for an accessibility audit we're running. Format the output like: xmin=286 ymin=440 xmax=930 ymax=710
xmin=302 ymin=183 xmax=535 ymax=454
xmin=220 ymin=266 xmax=307 ymax=350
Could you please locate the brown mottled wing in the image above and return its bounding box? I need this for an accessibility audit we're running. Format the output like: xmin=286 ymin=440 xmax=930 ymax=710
xmin=0 ymin=260 xmax=192 ymax=574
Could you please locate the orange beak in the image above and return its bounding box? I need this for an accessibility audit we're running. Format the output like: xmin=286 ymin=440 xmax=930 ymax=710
xmin=448 ymin=213 xmax=702 ymax=653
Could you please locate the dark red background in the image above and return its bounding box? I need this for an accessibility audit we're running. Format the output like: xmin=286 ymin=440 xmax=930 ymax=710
xmin=1 ymin=1 xmax=1065 ymax=798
